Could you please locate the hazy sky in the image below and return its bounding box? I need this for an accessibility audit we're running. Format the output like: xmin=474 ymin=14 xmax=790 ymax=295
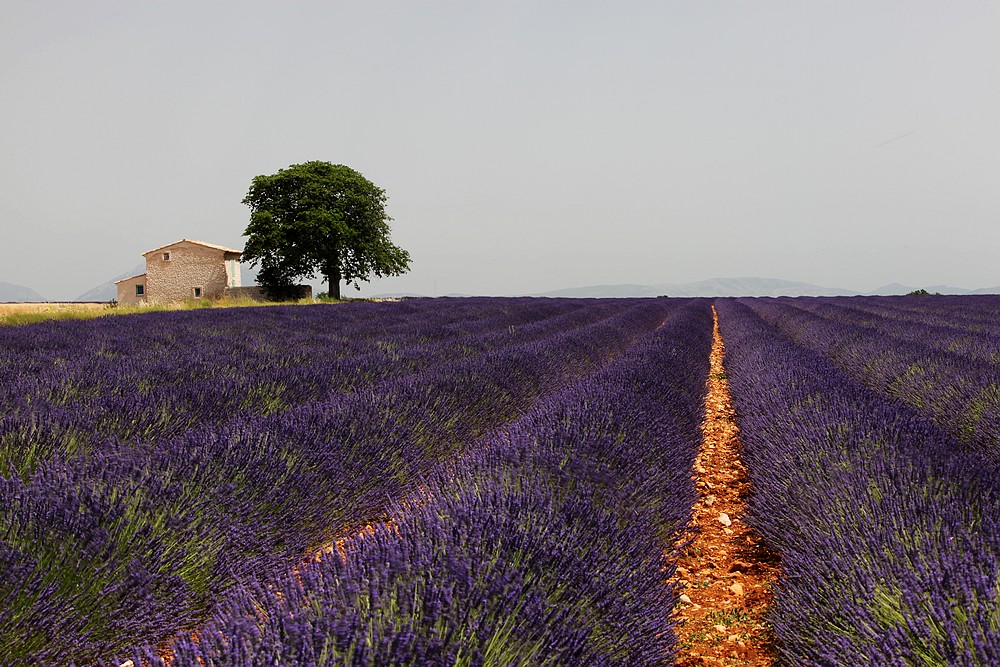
xmin=2 ymin=1 xmax=997 ymax=300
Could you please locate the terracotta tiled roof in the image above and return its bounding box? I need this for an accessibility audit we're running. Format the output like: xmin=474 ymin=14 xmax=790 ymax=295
xmin=113 ymin=273 xmax=147 ymax=284
xmin=143 ymin=239 xmax=242 ymax=255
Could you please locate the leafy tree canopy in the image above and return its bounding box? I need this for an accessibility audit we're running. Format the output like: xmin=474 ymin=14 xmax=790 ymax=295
xmin=242 ymin=161 xmax=411 ymax=300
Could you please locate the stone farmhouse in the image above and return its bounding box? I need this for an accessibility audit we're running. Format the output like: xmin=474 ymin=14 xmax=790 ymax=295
xmin=115 ymin=239 xmax=242 ymax=305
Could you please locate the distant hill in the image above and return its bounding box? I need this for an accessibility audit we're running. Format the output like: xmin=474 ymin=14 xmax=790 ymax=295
xmin=371 ymin=292 xmax=441 ymax=298
xmin=867 ymin=283 xmax=1000 ymax=296
xmin=0 ymin=281 xmax=46 ymax=302
xmin=537 ymin=283 xmax=660 ymax=298
xmin=866 ymin=283 xmax=915 ymax=296
xmin=539 ymin=277 xmax=1000 ymax=299
xmin=539 ymin=277 xmax=855 ymax=298
xmin=75 ymin=263 xmax=146 ymax=302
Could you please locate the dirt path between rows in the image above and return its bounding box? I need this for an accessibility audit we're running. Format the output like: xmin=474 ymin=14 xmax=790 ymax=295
xmin=671 ymin=306 xmax=781 ymax=666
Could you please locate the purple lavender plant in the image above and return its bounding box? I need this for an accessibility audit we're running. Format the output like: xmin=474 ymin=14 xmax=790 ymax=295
xmin=717 ymin=298 xmax=1000 ymax=666
xmin=738 ymin=295 xmax=1000 ymax=462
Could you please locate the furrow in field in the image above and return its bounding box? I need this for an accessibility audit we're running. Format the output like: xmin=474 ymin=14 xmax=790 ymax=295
xmin=672 ymin=306 xmax=780 ymax=667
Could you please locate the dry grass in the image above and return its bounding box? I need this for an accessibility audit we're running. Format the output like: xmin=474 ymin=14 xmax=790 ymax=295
xmin=0 ymin=302 xmax=108 ymax=316
xmin=0 ymin=297 xmax=326 ymax=327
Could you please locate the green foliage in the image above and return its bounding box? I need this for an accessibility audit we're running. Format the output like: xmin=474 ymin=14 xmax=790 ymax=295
xmin=906 ymin=289 xmax=942 ymax=296
xmin=242 ymin=161 xmax=412 ymax=300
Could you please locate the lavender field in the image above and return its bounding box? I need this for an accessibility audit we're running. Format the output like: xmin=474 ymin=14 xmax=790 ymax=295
xmin=1 ymin=295 xmax=999 ymax=665
xmin=718 ymin=296 xmax=1000 ymax=666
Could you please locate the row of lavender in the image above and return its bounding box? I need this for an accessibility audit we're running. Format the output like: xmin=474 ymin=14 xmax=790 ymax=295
xmin=126 ymin=299 xmax=715 ymax=666
xmin=0 ymin=298 xmax=632 ymax=476
xmin=739 ymin=295 xmax=1000 ymax=461
xmin=1 ymin=298 xmax=679 ymax=665
xmin=717 ymin=299 xmax=1000 ymax=665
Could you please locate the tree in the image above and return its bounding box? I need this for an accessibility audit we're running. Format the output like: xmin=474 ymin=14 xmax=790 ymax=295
xmin=242 ymin=161 xmax=411 ymax=300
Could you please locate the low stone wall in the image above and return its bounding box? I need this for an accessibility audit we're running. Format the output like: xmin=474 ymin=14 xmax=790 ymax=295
xmin=223 ymin=285 xmax=312 ymax=301
xmin=223 ymin=286 xmax=267 ymax=301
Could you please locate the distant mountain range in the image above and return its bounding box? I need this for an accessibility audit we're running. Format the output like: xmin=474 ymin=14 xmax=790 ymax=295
xmin=350 ymin=277 xmax=1000 ymax=299
xmin=0 ymin=281 xmax=46 ymax=302
xmin=535 ymin=277 xmax=1000 ymax=298
xmin=374 ymin=277 xmax=882 ymax=299
xmin=864 ymin=282 xmax=1000 ymax=296
xmin=537 ymin=277 xmax=850 ymax=298
xmin=2 ymin=274 xmax=998 ymax=303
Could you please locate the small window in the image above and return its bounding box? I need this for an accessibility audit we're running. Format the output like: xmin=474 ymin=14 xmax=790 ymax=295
xmin=162 ymin=252 xmax=171 ymax=261
xmin=193 ymin=287 xmax=202 ymax=298
xmin=135 ymin=284 xmax=144 ymax=296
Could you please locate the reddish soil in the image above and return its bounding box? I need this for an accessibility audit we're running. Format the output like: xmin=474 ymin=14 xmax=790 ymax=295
xmin=671 ymin=307 xmax=781 ymax=666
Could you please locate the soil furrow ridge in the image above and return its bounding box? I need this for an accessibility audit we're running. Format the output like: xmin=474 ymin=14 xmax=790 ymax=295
xmin=672 ymin=305 xmax=781 ymax=666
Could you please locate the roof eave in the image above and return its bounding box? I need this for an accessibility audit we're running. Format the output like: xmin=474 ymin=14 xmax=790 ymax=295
xmin=143 ymin=238 xmax=243 ymax=256
xmin=113 ymin=273 xmax=147 ymax=284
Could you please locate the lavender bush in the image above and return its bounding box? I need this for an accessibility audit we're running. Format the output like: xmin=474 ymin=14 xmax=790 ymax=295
xmin=0 ymin=298 xmax=631 ymax=474
xmin=738 ymin=295 xmax=1000 ymax=461
xmin=717 ymin=299 xmax=1000 ymax=666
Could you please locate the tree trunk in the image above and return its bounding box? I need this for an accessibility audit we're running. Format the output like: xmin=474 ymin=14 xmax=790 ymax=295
xmin=325 ymin=257 xmax=342 ymax=300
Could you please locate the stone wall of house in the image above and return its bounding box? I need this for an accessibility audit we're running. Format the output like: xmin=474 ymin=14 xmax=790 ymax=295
xmin=115 ymin=275 xmax=147 ymax=305
xmin=145 ymin=242 xmax=237 ymax=303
